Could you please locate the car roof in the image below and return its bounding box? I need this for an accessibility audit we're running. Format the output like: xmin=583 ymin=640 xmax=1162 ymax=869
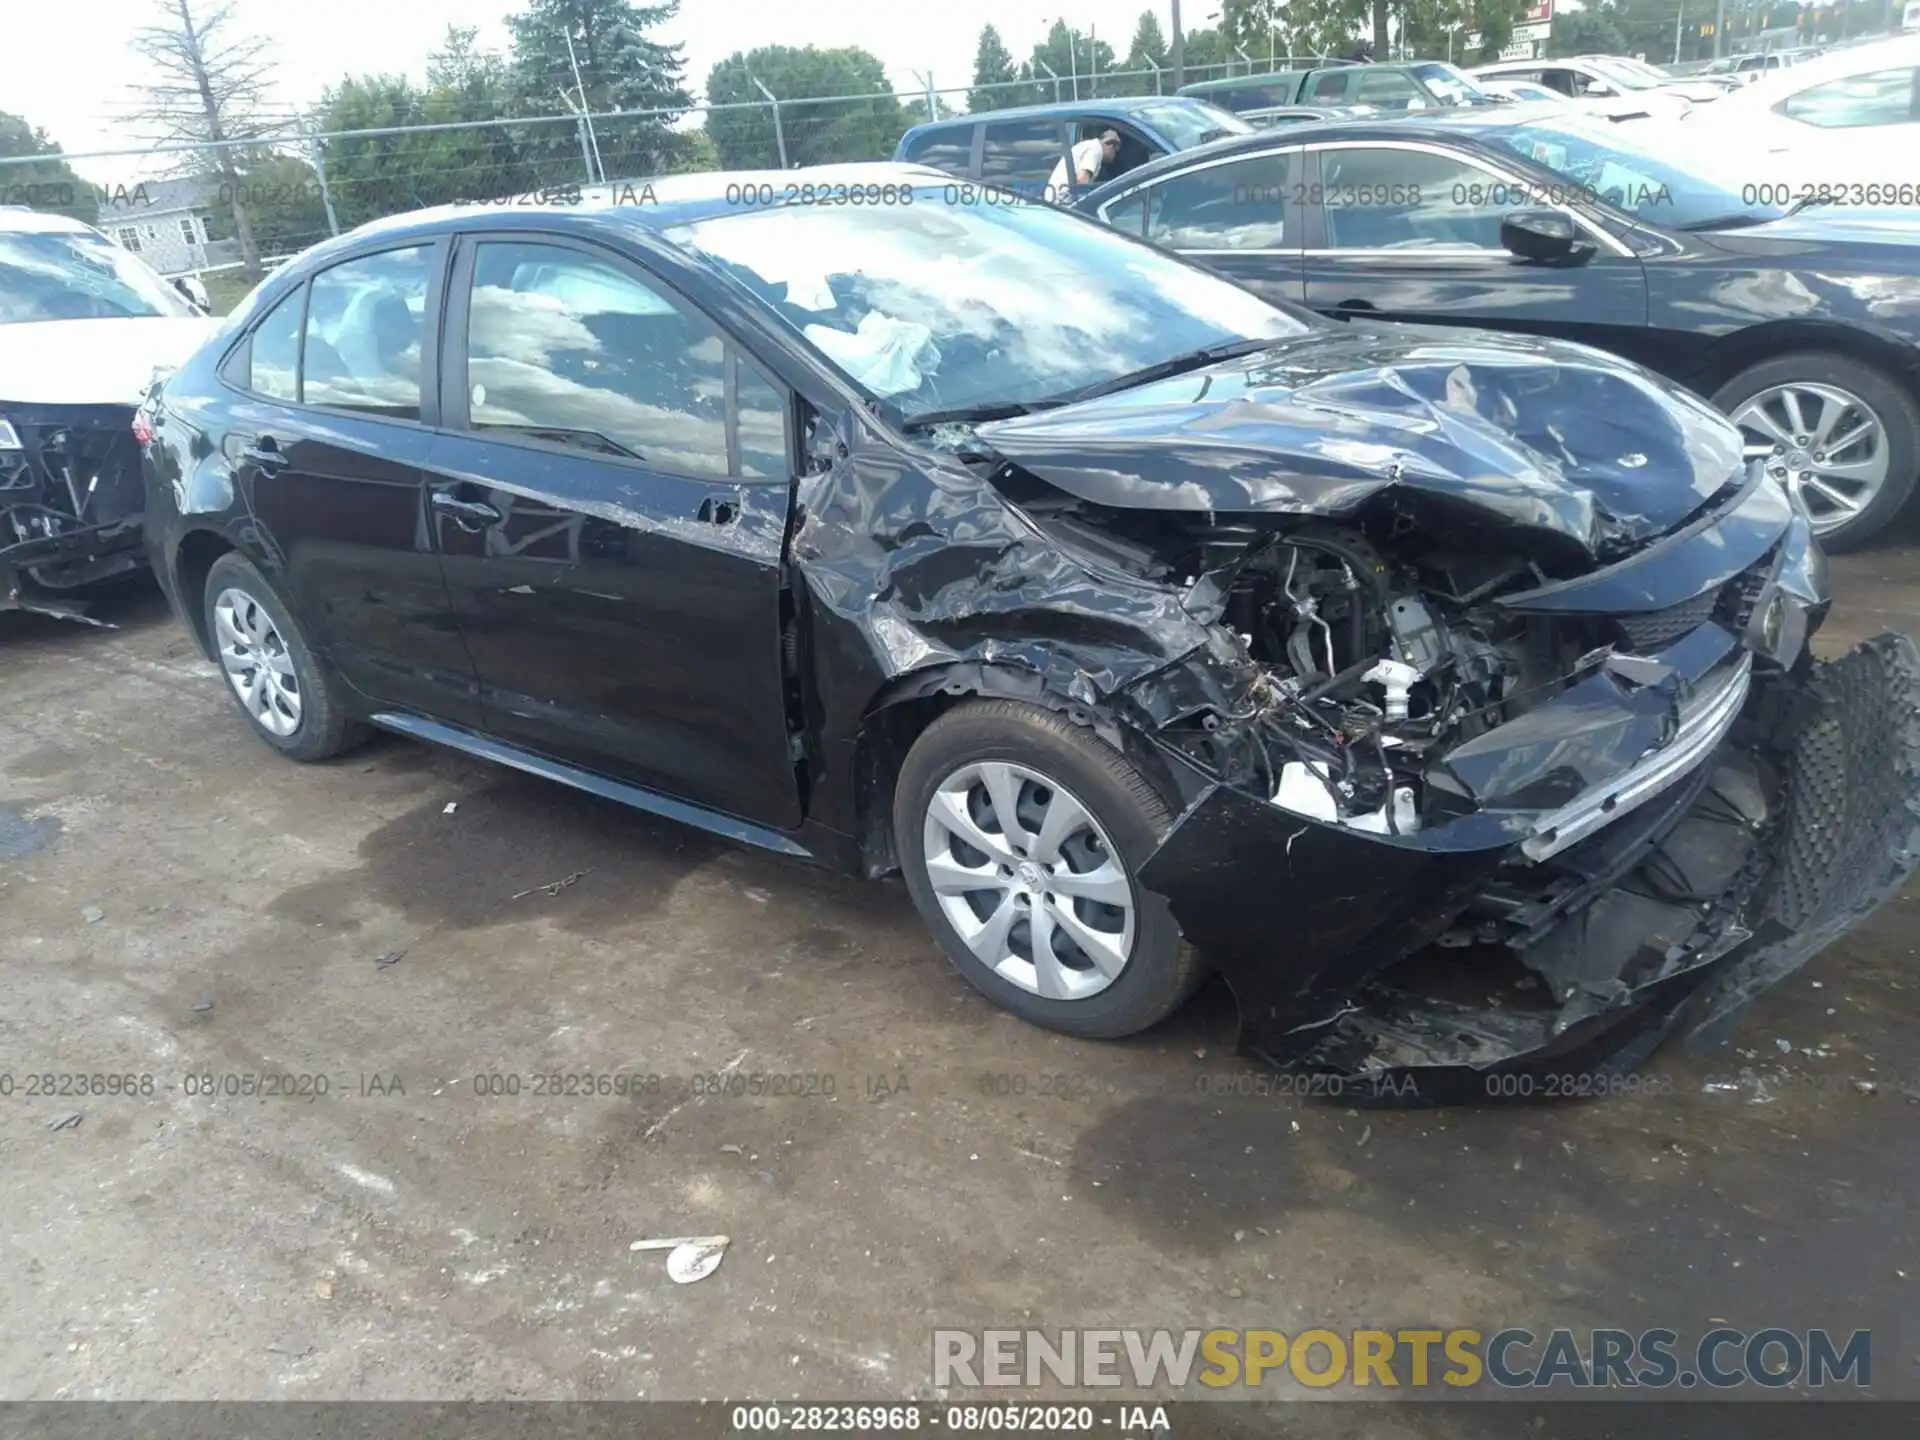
xmin=0 ymin=206 xmax=98 ymax=235
xmin=1726 ymin=31 xmax=1920 ymax=101
xmin=901 ymin=95 xmax=1220 ymax=136
xmin=1177 ymin=68 xmax=1319 ymax=95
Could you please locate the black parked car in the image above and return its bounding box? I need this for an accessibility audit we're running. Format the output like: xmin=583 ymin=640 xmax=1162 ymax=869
xmin=140 ymin=165 xmax=1920 ymax=1098
xmin=1077 ymin=108 xmax=1920 ymax=549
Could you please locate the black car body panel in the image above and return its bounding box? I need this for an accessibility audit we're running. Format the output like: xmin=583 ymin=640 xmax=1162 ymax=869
xmin=140 ymin=173 xmax=1920 ymax=1093
xmin=1073 ymin=114 xmax=1920 ymax=399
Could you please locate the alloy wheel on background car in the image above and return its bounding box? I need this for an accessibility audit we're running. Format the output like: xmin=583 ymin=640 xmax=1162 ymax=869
xmin=213 ymin=587 xmax=303 ymax=737
xmin=1730 ymin=381 xmax=1891 ymax=536
xmin=920 ymin=761 xmax=1136 ymax=1001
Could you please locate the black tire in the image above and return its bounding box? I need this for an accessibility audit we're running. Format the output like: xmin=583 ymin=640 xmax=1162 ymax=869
xmin=1712 ymin=350 xmax=1919 ymax=552
xmin=893 ymin=699 xmax=1204 ymax=1039
xmin=202 ymin=552 xmax=365 ymax=762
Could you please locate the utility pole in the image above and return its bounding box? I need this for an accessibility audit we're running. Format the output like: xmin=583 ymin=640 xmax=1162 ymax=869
xmin=1068 ymin=30 xmax=1079 ymax=100
xmin=1714 ymin=0 xmax=1726 ymax=57
xmin=1171 ymin=0 xmax=1185 ymax=89
xmin=563 ymin=27 xmax=604 ymax=184
xmin=749 ymin=75 xmax=787 ymax=168
xmin=1674 ymin=0 xmax=1685 ymax=63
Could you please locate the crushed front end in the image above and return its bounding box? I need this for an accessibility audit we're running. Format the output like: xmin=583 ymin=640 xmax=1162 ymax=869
xmin=1 ymin=402 xmax=149 ymax=624
xmin=1112 ymin=470 xmax=1920 ymax=1092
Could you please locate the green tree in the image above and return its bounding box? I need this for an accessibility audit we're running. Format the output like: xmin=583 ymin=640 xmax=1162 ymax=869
xmin=0 ymin=112 xmax=97 ymax=224
xmin=1028 ymin=20 xmax=1118 ymax=100
xmin=1549 ymin=9 xmax=1630 ymax=55
xmin=969 ymin=25 xmax=1019 ymax=113
xmin=1118 ymin=11 xmax=1170 ymax=94
xmin=506 ymin=0 xmax=693 ymax=179
xmin=205 ymin=149 xmax=332 ymax=254
xmin=704 ymin=46 xmax=910 ymax=170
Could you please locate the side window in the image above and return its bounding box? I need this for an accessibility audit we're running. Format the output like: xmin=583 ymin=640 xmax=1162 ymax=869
xmin=464 ymin=240 xmax=748 ymax=479
xmin=1102 ymin=191 xmax=1148 ymax=236
xmin=735 ymin=360 xmax=789 ymax=479
xmin=1779 ymin=68 xmax=1917 ymax=127
xmin=1307 ymin=71 xmax=1349 ymax=102
xmin=1141 ymin=152 xmax=1290 ymax=250
xmin=1355 ymin=72 xmax=1424 ymax=109
xmin=248 ymin=285 xmax=303 ymax=402
xmin=1320 ymin=148 xmax=1512 ymax=251
xmin=980 ymin=118 xmax=1069 ymax=189
xmin=1539 ymin=69 xmax=1579 ymax=96
xmin=303 ymin=246 xmax=430 ymax=420
xmin=903 ymin=125 xmax=974 ymax=176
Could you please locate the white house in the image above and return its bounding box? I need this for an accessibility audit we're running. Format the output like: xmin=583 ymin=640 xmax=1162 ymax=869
xmin=97 ymin=176 xmax=238 ymax=277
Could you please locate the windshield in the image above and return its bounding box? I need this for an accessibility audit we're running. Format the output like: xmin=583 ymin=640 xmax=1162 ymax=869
xmin=1486 ymin=114 xmax=1786 ymax=228
xmin=0 ymin=228 xmax=197 ymax=323
xmin=1412 ymin=63 xmax=1494 ymax=105
xmin=1137 ymin=100 xmax=1254 ymax=147
xmin=669 ymin=192 xmax=1307 ymax=421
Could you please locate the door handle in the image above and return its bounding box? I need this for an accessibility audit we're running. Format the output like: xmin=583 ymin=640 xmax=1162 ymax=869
xmin=431 ymin=490 xmax=502 ymax=531
xmin=240 ymin=438 xmax=289 ymax=474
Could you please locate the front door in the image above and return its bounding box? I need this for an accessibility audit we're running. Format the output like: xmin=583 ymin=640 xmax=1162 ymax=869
xmin=426 ymin=234 xmax=802 ymax=830
xmin=1298 ymin=142 xmax=1651 ymax=364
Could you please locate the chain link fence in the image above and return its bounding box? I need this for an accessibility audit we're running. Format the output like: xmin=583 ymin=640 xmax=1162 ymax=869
xmin=0 ymin=56 xmax=1342 ymax=306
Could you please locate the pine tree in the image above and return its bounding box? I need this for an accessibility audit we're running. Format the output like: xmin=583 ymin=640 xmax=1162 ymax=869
xmin=505 ymin=0 xmax=692 ymax=180
xmin=969 ymin=25 xmax=1019 ymax=114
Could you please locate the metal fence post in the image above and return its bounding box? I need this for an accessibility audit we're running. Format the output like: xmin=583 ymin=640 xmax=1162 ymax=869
xmin=1037 ymin=59 xmax=1061 ymax=102
xmin=1144 ymin=56 xmax=1163 ymax=93
xmin=749 ymin=76 xmax=788 ymax=169
xmin=307 ymin=136 xmax=340 ymax=237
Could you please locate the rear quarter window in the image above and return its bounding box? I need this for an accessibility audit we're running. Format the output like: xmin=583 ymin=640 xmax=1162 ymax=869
xmin=902 ymin=125 xmax=975 ymax=176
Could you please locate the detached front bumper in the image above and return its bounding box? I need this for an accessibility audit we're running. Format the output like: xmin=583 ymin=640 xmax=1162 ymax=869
xmin=1140 ymin=631 xmax=1920 ymax=1087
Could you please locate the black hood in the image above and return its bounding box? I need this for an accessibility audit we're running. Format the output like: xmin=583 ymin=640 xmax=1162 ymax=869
xmin=976 ymin=324 xmax=1747 ymax=556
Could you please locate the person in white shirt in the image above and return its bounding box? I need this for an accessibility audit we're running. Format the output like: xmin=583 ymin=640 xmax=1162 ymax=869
xmin=1047 ymin=129 xmax=1120 ymax=201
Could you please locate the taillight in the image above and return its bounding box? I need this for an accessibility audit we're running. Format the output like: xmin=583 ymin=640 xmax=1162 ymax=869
xmin=132 ymin=411 xmax=155 ymax=446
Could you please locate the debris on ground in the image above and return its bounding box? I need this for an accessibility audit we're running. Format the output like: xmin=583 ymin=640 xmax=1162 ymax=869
xmin=191 ymin=1000 xmax=214 ymax=1014
xmin=373 ymin=949 xmax=406 ymax=970
xmin=718 ymin=1143 xmax=744 ymax=1156
xmin=442 ymin=802 xmax=458 ymax=815
xmin=1855 ymin=1080 xmax=1879 ymax=1095
xmin=45 ymin=1112 xmax=82 ymax=1132
xmin=80 ymin=906 xmax=104 ymax=924
xmin=629 ymin=1234 xmax=730 ymax=1284
xmin=511 ymin=870 xmax=588 ymax=901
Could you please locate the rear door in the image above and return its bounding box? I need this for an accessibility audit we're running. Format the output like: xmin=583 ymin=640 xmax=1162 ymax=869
xmin=226 ymin=240 xmax=482 ymax=726
xmin=899 ymin=123 xmax=977 ymax=181
xmin=1298 ymin=140 xmax=1650 ymax=360
xmin=979 ymin=115 xmax=1073 ymax=201
xmin=425 ymin=233 xmax=802 ymax=829
xmin=1096 ymin=146 xmax=1305 ymax=307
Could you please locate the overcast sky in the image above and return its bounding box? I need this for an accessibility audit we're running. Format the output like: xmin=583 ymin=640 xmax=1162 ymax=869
xmin=16 ymin=0 xmax=1189 ymax=183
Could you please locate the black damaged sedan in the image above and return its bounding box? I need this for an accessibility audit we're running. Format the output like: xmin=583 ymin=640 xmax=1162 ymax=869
xmin=140 ymin=164 xmax=1920 ymax=1098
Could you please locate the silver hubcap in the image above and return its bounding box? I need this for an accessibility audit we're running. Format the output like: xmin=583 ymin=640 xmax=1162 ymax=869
xmin=1730 ymin=381 xmax=1890 ymax=535
xmin=921 ymin=761 xmax=1135 ymax=1000
xmin=214 ymin=587 xmax=302 ymax=737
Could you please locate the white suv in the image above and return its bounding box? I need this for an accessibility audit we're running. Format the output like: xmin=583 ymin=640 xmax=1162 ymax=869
xmin=1 ymin=207 xmax=216 ymax=621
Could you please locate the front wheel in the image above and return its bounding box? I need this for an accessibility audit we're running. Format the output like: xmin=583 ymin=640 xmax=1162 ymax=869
xmin=1713 ymin=350 xmax=1919 ymax=551
xmin=892 ymin=700 xmax=1204 ymax=1039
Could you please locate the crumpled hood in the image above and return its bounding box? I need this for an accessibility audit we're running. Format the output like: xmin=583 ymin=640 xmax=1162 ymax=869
xmin=0 ymin=317 xmax=216 ymax=407
xmin=976 ymin=324 xmax=1747 ymax=556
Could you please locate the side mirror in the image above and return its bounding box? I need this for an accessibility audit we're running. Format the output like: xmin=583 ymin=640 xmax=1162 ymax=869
xmin=1500 ymin=208 xmax=1585 ymax=262
xmin=173 ymin=275 xmax=212 ymax=314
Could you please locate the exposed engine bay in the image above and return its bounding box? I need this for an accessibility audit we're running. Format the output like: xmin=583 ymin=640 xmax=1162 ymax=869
xmin=980 ymin=454 xmax=1920 ymax=1101
xmin=0 ymin=403 xmax=148 ymax=624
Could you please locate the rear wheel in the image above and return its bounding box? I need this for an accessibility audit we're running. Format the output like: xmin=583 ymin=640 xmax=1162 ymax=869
xmin=202 ymin=552 xmax=364 ymax=762
xmin=1713 ymin=351 xmax=1918 ymax=551
xmin=893 ymin=700 xmax=1204 ymax=1039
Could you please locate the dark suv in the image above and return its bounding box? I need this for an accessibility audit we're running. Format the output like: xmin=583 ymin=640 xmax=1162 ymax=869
xmin=137 ymin=165 xmax=1920 ymax=1097
xmin=893 ymin=97 xmax=1249 ymax=199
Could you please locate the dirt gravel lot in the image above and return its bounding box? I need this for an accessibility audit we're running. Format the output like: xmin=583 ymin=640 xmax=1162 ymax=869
xmin=3 ymin=538 xmax=1918 ymax=1418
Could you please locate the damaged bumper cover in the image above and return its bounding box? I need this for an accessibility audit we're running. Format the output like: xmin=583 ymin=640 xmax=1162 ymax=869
xmin=1141 ymin=622 xmax=1920 ymax=1087
xmin=2 ymin=403 xmax=148 ymax=623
